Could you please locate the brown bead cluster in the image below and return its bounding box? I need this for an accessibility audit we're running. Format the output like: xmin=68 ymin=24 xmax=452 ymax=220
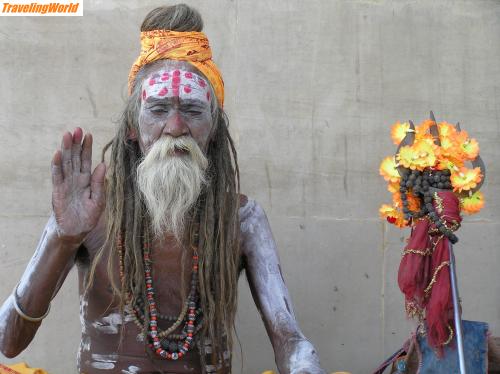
xmin=399 ymin=168 xmax=459 ymax=244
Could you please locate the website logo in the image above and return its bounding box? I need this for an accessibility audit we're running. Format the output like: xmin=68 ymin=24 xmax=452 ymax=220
xmin=1 ymin=1 xmax=82 ymax=16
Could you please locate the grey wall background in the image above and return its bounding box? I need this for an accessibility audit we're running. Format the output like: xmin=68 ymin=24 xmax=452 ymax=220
xmin=0 ymin=0 xmax=499 ymax=373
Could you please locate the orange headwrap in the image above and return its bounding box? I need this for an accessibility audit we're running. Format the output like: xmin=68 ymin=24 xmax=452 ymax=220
xmin=128 ymin=30 xmax=224 ymax=107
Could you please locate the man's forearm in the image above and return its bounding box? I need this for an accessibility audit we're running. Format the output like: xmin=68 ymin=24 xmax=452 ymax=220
xmin=275 ymin=334 xmax=324 ymax=374
xmin=0 ymin=214 xmax=80 ymax=357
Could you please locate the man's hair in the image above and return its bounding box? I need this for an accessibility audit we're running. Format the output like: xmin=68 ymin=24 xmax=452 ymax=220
xmin=87 ymin=4 xmax=240 ymax=369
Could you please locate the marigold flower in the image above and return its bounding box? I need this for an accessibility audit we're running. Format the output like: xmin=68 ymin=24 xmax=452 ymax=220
xmin=379 ymin=204 xmax=408 ymax=228
xmin=437 ymin=137 xmax=465 ymax=168
xmin=416 ymin=119 xmax=433 ymax=139
xmin=437 ymin=121 xmax=458 ymax=139
xmin=460 ymin=137 xmax=480 ymax=161
xmin=379 ymin=156 xmax=401 ymax=183
xmin=450 ymin=167 xmax=483 ymax=192
xmin=397 ymin=141 xmax=437 ymax=170
xmin=461 ymin=191 xmax=485 ymax=215
xmin=392 ymin=192 xmax=420 ymax=212
xmin=391 ymin=121 xmax=411 ymax=145
xmin=387 ymin=182 xmax=400 ymax=193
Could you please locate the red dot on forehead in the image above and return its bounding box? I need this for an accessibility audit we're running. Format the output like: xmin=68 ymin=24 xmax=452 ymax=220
xmin=185 ymin=72 xmax=193 ymax=79
xmin=158 ymin=87 xmax=168 ymax=96
xmin=198 ymin=79 xmax=206 ymax=88
xmin=149 ymin=78 xmax=156 ymax=86
xmin=172 ymin=76 xmax=181 ymax=85
xmin=173 ymin=70 xmax=181 ymax=76
xmin=184 ymin=85 xmax=192 ymax=94
xmin=161 ymin=73 xmax=170 ymax=81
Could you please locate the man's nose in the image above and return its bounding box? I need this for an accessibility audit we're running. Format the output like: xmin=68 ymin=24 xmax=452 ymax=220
xmin=163 ymin=111 xmax=189 ymax=137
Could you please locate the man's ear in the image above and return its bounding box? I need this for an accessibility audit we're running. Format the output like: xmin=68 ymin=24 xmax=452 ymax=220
xmin=127 ymin=128 xmax=138 ymax=141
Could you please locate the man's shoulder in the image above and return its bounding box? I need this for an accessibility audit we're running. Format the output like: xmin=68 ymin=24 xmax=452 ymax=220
xmin=238 ymin=195 xmax=269 ymax=232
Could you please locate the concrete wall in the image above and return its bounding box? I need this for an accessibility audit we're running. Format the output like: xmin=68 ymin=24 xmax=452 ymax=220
xmin=0 ymin=0 xmax=499 ymax=373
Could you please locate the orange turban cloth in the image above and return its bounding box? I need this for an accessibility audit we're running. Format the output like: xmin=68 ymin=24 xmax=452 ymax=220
xmin=128 ymin=30 xmax=224 ymax=107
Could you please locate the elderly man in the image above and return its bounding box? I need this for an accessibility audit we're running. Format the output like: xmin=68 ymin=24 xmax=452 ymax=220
xmin=0 ymin=4 xmax=325 ymax=374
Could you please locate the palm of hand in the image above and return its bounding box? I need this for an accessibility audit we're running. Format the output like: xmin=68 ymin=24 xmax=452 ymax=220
xmin=51 ymin=128 xmax=106 ymax=241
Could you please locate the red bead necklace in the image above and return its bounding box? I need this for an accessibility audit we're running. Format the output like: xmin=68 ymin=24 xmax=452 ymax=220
xmin=118 ymin=230 xmax=201 ymax=360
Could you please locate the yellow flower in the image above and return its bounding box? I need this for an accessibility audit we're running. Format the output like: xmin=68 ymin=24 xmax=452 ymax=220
xmin=450 ymin=167 xmax=483 ymax=192
xmin=379 ymin=156 xmax=401 ymax=183
xmin=397 ymin=140 xmax=437 ymax=170
xmin=460 ymin=137 xmax=480 ymax=161
xmin=461 ymin=191 xmax=485 ymax=215
xmin=391 ymin=121 xmax=411 ymax=145
xmin=379 ymin=204 xmax=408 ymax=228
xmin=437 ymin=121 xmax=458 ymax=139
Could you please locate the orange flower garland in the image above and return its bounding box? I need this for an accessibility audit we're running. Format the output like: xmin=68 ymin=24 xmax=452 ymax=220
xmin=379 ymin=117 xmax=485 ymax=227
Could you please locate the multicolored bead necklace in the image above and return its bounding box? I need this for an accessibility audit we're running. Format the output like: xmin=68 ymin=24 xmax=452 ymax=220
xmin=118 ymin=229 xmax=202 ymax=360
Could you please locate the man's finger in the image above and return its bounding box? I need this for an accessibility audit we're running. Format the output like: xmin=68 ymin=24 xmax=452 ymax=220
xmin=71 ymin=127 xmax=83 ymax=174
xmin=51 ymin=150 xmax=63 ymax=185
xmin=90 ymin=163 xmax=106 ymax=206
xmin=81 ymin=133 xmax=93 ymax=175
xmin=61 ymin=131 xmax=73 ymax=179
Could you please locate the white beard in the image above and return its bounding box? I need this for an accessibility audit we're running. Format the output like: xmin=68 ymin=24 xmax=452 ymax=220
xmin=136 ymin=136 xmax=208 ymax=240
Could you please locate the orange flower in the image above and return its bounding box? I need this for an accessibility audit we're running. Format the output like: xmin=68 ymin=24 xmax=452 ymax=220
xmin=407 ymin=193 xmax=421 ymax=211
xmin=379 ymin=204 xmax=408 ymax=228
xmin=461 ymin=191 xmax=485 ymax=214
xmin=437 ymin=137 xmax=465 ymax=169
xmin=391 ymin=122 xmax=411 ymax=145
xmin=379 ymin=156 xmax=401 ymax=183
xmin=437 ymin=121 xmax=458 ymax=139
xmin=392 ymin=192 xmax=403 ymax=208
xmin=397 ymin=140 xmax=437 ymax=170
xmin=392 ymin=192 xmax=420 ymax=212
xmin=450 ymin=167 xmax=483 ymax=192
xmin=460 ymin=137 xmax=480 ymax=160
xmin=387 ymin=182 xmax=400 ymax=193
xmin=415 ymin=119 xmax=433 ymax=139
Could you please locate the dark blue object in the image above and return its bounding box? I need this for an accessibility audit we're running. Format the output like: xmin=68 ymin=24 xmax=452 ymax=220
xmin=417 ymin=320 xmax=488 ymax=374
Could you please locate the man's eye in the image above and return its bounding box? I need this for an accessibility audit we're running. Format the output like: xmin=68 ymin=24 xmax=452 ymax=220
xmin=149 ymin=107 xmax=169 ymax=113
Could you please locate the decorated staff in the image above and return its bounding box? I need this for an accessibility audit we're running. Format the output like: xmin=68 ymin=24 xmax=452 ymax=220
xmin=378 ymin=112 xmax=486 ymax=373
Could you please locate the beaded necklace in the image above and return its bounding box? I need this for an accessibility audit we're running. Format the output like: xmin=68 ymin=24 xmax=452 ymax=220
xmin=118 ymin=228 xmax=202 ymax=360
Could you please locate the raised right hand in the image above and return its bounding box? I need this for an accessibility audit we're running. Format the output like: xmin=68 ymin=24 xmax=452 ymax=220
xmin=51 ymin=127 xmax=106 ymax=242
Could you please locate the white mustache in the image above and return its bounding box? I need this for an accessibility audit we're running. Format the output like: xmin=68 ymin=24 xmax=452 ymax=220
xmin=147 ymin=136 xmax=208 ymax=168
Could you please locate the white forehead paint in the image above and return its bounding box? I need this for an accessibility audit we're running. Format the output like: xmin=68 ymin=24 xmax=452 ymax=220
xmin=142 ymin=69 xmax=211 ymax=104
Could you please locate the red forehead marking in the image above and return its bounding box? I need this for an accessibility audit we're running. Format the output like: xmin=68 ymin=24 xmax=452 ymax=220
xmin=198 ymin=79 xmax=206 ymax=88
xmin=172 ymin=76 xmax=181 ymax=85
xmin=185 ymin=72 xmax=193 ymax=79
xmin=184 ymin=85 xmax=192 ymax=94
xmin=161 ymin=72 xmax=170 ymax=81
xmin=149 ymin=78 xmax=156 ymax=86
xmin=173 ymin=70 xmax=181 ymax=76
xmin=158 ymin=87 xmax=168 ymax=97
xmin=142 ymin=90 xmax=146 ymax=100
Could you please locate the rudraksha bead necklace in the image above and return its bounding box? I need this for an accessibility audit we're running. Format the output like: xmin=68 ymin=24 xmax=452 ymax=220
xmin=118 ymin=229 xmax=202 ymax=360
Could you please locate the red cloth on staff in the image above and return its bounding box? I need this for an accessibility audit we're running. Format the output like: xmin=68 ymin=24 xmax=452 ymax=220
xmin=398 ymin=191 xmax=462 ymax=351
